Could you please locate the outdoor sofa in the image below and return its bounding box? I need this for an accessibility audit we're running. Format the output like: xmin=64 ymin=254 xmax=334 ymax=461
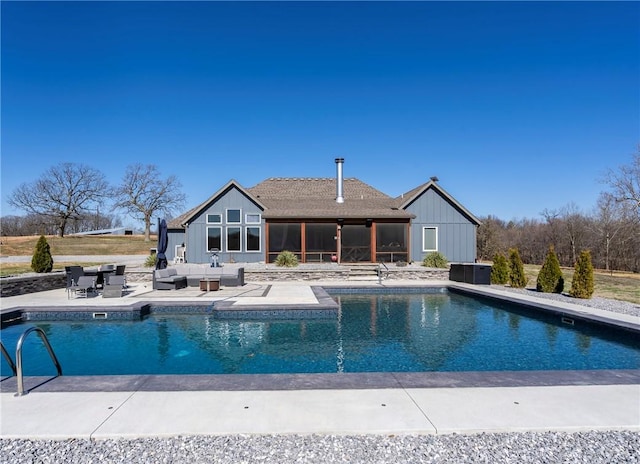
xmin=153 ymin=268 xmax=188 ymax=290
xmin=186 ymin=266 xmax=245 ymax=287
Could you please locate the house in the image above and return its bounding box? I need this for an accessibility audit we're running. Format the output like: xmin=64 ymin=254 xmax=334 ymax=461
xmin=167 ymin=159 xmax=481 ymax=265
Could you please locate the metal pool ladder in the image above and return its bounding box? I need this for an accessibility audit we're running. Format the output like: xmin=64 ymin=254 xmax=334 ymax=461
xmin=13 ymin=327 xmax=63 ymax=396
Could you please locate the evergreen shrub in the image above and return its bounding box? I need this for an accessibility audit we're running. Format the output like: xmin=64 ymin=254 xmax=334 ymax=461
xmin=422 ymin=252 xmax=448 ymax=268
xmin=536 ymin=246 xmax=564 ymax=293
xmin=490 ymin=252 xmax=509 ymax=284
xmin=570 ymin=250 xmax=594 ymax=299
xmin=275 ymin=250 xmax=299 ymax=267
xmin=31 ymin=235 xmax=53 ymax=273
xmin=508 ymin=248 xmax=527 ymax=288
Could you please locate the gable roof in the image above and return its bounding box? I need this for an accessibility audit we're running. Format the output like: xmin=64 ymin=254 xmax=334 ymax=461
xmin=396 ymin=180 xmax=482 ymax=225
xmin=170 ymin=176 xmax=481 ymax=228
xmin=167 ymin=180 xmax=265 ymax=228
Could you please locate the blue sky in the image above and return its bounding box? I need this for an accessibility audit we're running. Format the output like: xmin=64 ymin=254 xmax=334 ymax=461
xmin=2 ymin=1 xmax=638 ymax=228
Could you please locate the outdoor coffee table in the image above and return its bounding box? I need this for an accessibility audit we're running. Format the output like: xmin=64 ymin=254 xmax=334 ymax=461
xmin=199 ymin=278 xmax=220 ymax=291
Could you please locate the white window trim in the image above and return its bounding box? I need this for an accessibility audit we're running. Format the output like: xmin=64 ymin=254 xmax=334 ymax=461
xmin=422 ymin=226 xmax=438 ymax=252
xmin=245 ymin=213 xmax=261 ymax=224
xmin=207 ymin=213 xmax=222 ymax=224
xmin=206 ymin=226 xmax=222 ymax=251
xmin=245 ymin=226 xmax=261 ymax=252
xmin=226 ymin=208 xmax=242 ymax=224
xmin=226 ymin=226 xmax=242 ymax=252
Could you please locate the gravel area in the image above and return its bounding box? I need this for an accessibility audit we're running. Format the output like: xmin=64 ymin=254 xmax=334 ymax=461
xmin=2 ymin=432 xmax=639 ymax=463
xmin=492 ymin=285 xmax=640 ymax=318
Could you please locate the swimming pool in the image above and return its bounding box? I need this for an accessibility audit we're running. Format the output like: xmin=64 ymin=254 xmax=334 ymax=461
xmin=1 ymin=290 xmax=638 ymax=376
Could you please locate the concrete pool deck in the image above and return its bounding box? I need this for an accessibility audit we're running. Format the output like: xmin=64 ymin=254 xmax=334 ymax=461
xmin=1 ymin=279 xmax=639 ymax=439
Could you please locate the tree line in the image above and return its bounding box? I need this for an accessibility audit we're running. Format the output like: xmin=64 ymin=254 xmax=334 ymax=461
xmin=2 ymin=163 xmax=185 ymax=241
xmin=477 ymin=151 xmax=640 ymax=272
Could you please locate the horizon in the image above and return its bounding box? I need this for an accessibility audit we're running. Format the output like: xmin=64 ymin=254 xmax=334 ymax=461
xmin=2 ymin=2 xmax=638 ymax=229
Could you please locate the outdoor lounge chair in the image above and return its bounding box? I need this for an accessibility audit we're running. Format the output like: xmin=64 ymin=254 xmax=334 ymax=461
xmin=69 ymin=276 xmax=96 ymax=298
xmin=103 ymin=275 xmax=125 ymax=298
xmin=107 ymin=274 xmax=127 ymax=288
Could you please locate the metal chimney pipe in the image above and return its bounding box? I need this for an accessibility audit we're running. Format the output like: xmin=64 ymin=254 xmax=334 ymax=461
xmin=335 ymin=158 xmax=345 ymax=204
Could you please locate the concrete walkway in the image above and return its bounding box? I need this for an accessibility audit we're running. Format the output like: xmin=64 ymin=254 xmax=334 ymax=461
xmin=1 ymin=279 xmax=639 ymax=439
xmin=2 ymin=384 xmax=638 ymax=439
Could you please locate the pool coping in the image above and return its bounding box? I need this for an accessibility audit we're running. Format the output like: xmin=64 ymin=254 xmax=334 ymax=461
xmin=2 ymin=369 xmax=639 ymax=394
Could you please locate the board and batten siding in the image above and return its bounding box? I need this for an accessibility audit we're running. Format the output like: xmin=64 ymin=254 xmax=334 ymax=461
xmin=184 ymin=187 xmax=265 ymax=264
xmin=405 ymin=188 xmax=477 ymax=263
xmin=166 ymin=229 xmax=186 ymax=262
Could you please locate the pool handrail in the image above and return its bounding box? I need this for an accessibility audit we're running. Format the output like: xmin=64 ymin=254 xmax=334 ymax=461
xmin=1 ymin=340 xmax=17 ymax=375
xmin=15 ymin=327 xmax=63 ymax=397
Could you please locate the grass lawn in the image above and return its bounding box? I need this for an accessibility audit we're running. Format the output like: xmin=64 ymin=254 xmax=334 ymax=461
xmin=0 ymin=235 xmax=155 ymax=256
xmin=522 ymin=264 xmax=640 ymax=306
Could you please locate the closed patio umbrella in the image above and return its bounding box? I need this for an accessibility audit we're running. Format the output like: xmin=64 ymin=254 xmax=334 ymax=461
xmin=156 ymin=219 xmax=168 ymax=270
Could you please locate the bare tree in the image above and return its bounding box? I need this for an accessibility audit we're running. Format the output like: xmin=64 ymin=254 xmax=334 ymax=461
xmin=8 ymin=163 xmax=109 ymax=237
xmin=604 ymin=151 xmax=640 ymax=217
xmin=112 ymin=164 xmax=186 ymax=241
xmin=591 ymin=193 xmax=627 ymax=271
xmin=561 ymin=202 xmax=588 ymax=265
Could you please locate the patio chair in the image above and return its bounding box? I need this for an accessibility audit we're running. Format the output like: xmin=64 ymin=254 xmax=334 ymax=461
xmin=115 ymin=265 xmax=126 ymax=275
xmin=106 ymin=275 xmax=126 ymax=288
xmin=69 ymin=276 xmax=96 ymax=298
xmin=65 ymin=266 xmax=85 ymax=298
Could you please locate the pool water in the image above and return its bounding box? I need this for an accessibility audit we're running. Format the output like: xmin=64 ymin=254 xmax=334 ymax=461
xmin=1 ymin=292 xmax=639 ymax=376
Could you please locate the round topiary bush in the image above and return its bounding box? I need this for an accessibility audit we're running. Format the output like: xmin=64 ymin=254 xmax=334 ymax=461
xmin=274 ymin=250 xmax=299 ymax=267
xmin=490 ymin=252 xmax=509 ymax=285
xmin=422 ymin=252 xmax=448 ymax=268
xmin=31 ymin=235 xmax=53 ymax=273
xmin=508 ymin=248 xmax=527 ymax=288
xmin=570 ymin=250 xmax=594 ymax=299
xmin=536 ymin=245 xmax=564 ymax=293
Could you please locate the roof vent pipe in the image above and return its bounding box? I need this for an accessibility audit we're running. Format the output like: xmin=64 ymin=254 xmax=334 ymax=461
xmin=335 ymin=158 xmax=345 ymax=204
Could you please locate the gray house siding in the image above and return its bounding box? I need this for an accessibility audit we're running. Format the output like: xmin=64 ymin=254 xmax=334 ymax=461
xmin=184 ymin=186 xmax=265 ymax=264
xmin=166 ymin=229 xmax=186 ymax=262
xmin=405 ymin=188 xmax=477 ymax=263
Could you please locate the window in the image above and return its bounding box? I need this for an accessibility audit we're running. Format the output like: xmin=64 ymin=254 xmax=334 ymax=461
xmin=226 ymin=209 xmax=241 ymax=223
xmin=227 ymin=227 xmax=241 ymax=251
xmin=207 ymin=227 xmax=222 ymax=251
xmin=207 ymin=214 xmax=221 ymax=223
xmin=246 ymin=227 xmax=261 ymax=252
xmin=246 ymin=213 xmax=261 ymax=224
xmin=422 ymin=227 xmax=438 ymax=252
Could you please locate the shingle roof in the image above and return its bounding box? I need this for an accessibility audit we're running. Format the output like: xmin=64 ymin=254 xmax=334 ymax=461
xmin=248 ymin=177 xmax=390 ymax=200
xmin=247 ymin=178 xmax=412 ymax=219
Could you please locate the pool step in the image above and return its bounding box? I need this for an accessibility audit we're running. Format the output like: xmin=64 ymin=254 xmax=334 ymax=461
xmin=348 ymin=265 xmax=380 ymax=281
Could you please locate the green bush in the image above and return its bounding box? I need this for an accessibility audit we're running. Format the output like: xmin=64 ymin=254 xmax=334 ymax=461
xmin=31 ymin=235 xmax=53 ymax=273
xmin=490 ymin=252 xmax=509 ymax=284
xmin=422 ymin=252 xmax=448 ymax=268
xmin=274 ymin=250 xmax=299 ymax=267
xmin=570 ymin=250 xmax=594 ymax=299
xmin=536 ymin=246 xmax=564 ymax=293
xmin=508 ymin=248 xmax=527 ymax=288
xmin=144 ymin=254 xmax=157 ymax=267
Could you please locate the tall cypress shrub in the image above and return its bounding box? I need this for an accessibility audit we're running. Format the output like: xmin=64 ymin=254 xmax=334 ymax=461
xmin=570 ymin=250 xmax=594 ymax=299
xmin=490 ymin=252 xmax=509 ymax=284
xmin=31 ymin=235 xmax=54 ymax=273
xmin=536 ymin=246 xmax=564 ymax=293
xmin=508 ymin=248 xmax=527 ymax=288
